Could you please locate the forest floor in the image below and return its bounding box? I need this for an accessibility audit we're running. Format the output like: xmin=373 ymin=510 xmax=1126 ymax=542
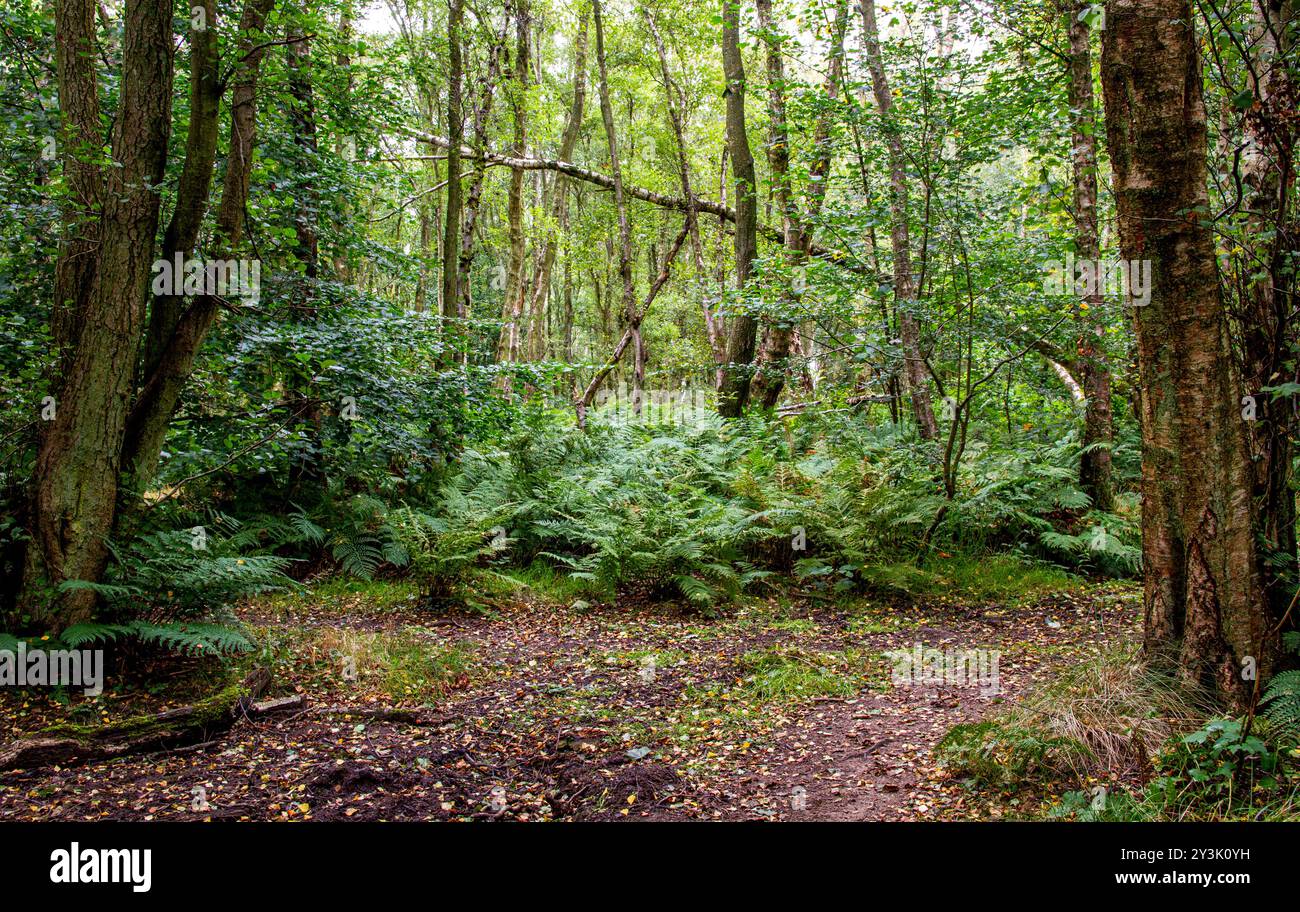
xmin=0 ymin=575 xmax=1140 ymax=821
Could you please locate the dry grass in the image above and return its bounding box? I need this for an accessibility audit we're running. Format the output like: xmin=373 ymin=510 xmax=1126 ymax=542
xmin=1005 ymin=645 xmax=1214 ymax=781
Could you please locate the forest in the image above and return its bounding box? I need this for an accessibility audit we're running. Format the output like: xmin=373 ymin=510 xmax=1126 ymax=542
xmin=0 ymin=0 xmax=1295 ymax=835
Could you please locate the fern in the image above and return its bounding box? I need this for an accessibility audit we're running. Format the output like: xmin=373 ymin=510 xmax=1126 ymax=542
xmin=60 ymin=531 xmax=294 ymax=616
xmin=128 ymin=621 xmax=253 ymax=656
xmin=58 ymin=622 xmax=137 ymax=648
xmin=332 ymin=534 xmax=385 ymax=579
xmin=1260 ymin=631 xmax=1300 ymax=742
xmin=12 ymin=621 xmax=252 ymax=657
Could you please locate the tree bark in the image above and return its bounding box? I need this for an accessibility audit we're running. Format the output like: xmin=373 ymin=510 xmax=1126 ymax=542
xmin=1100 ymin=0 xmax=1273 ymax=707
xmin=49 ymin=0 xmax=102 ymax=381
xmin=25 ymin=0 xmax=176 ymax=629
xmin=1237 ymin=0 xmax=1297 ymax=624
xmin=333 ymin=1 xmax=355 ymax=281
xmin=140 ymin=0 xmax=220 ymax=390
xmin=0 ymin=668 xmax=272 ymax=772
xmin=458 ymin=10 xmax=511 ymax=319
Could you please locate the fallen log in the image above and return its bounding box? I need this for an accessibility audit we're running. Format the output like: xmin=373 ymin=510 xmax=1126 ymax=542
xmin=309 ymin=705 xmax=428 ymax=724
xmin=0 ymin=667 xmax=272 ymax=772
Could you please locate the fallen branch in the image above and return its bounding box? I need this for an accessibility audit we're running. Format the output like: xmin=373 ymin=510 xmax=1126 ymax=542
xmin=249 ymin=694 xmax=307 ymax=715
xmin=308 ymin=705 xmax=431 ymax=724
xmin=414 ymin=133 xmax=876 ymax=278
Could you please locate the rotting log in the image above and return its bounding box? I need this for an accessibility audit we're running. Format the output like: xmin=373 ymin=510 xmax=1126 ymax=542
xmin=0 ymin=667 xmax=273 ymax=772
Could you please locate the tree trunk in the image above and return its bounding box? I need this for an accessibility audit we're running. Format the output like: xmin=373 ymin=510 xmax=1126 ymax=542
xmin=459 ymin=9 xmax=511 ymax=319
xmin=49 ymin=0 xmax=102 ymax=382
xmin=1238 ymin=0 xmax=1297 ymax=624
xmin=118 ymin=0 xmax=279 ymax=494
xmin=496 ymin=0 xmax=531 ymax=370
xmin=285 ymin=16 xmax=325 ymax=499
xmin=717 ymin=0 xmax=760 ymax=418
xmin=140 ymin=0 xmax=219 ymax=392
xmin=859 ymin=0 xmax=937 ymax=439
xmin=592 ymin=0 xmax=634 ymax=348
xmin=1100 ymin=0 xmax=1273 ymax=707
xmin=333 ymin=1 xmax=355 ymax=281
xmin=750 ymin=0 xmax=847 ymax=411
xmin=441 ymin=0 xmax=465 ymax=330
xmin=25 ymin=0 xmax=176 ymax=629
xmin=1067 ymin=3 xmax=1114 ymax=511
xmin=523 ymin=8 xmax=588 ymax=362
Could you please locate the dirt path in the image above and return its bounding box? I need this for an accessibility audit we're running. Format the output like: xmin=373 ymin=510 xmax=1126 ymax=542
xmin=0 ymin=584 xmax=1138 ymax=821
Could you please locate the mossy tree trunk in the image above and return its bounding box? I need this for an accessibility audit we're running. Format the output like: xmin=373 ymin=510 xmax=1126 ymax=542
xmin=25 ymin=0 xmax=176 ymax=629
xmin=1237 ymin=0 xmax=1297 ymax=626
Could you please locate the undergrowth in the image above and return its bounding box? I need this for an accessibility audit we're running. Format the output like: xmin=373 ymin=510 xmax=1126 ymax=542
xmin=938 ymin=642 xmax=1300 ymax=821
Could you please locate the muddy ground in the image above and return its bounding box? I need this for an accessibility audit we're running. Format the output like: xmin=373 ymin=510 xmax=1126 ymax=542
xmin=0 ymin=581 xmax=1139 ymax=821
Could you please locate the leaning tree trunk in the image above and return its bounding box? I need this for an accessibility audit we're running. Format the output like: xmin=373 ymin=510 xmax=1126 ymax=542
xmin=141 ymin=0 xmax=219 ymax=391
xmin=1100 ymin=0 xmax=1274 ymax=707
xmin=118 ymin=0 xmax=278 ymax=494
xmin=25 ymin=0 xmax=176 ymax=630
xmin=1066 ymin=5 xmax=1114 ymax=511
xmin=716 ymin=0 xmax=760 ymax=418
